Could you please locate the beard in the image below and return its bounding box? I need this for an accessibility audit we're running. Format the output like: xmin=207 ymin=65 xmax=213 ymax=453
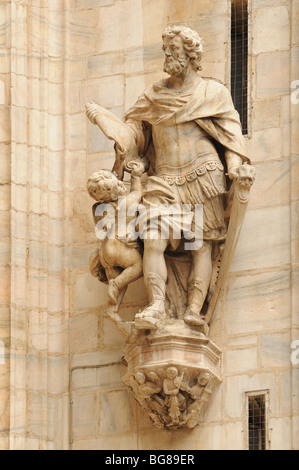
xmin=163 ymin=55 xmax=188 ymax=76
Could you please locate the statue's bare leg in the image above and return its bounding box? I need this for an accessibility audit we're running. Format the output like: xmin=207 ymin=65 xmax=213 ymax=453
xmin=134 ymin=239 xmax=168 ymax=330
xmin=184 ymin=241 xmax=213 ymax=327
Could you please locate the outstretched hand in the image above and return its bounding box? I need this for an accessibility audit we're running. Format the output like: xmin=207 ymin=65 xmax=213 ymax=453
xmin=85 ymin=101 xmax=100 ymax=125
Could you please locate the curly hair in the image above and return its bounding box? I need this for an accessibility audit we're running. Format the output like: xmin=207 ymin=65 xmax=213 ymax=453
xmin=87 ymin=170 xmax=126 ymax=203
xmin=162 ymin=24 xmax=204 ymax=71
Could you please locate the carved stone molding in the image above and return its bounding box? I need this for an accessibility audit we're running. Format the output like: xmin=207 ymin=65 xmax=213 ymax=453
xmin=123 ymin=320 xmax=222 ymax=429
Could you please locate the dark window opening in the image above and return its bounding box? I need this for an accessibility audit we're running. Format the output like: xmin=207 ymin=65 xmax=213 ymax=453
xmin=231 ymin=0 xmax=248 ymax=135
xmin=248 ymin=394 xmax=267 ymax=451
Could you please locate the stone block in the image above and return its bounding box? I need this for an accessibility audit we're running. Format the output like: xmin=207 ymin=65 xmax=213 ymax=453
xmin=0 ymin=106 xmax=10 ymax=142
xmin=0 ymin=76 xmax=9 ymax=106
xmin=96 ymin=0 xmax=143 ymax=54
xmin=231 ymin=205 xmax=291 ymax=272
xmin=252 ymin=98 xmax=281 ymax=131
xmin=226 ymin=269 xmax=291 ymax=335
xmin=142 ymin=0 xmax=166 ymax=46
xmin=292 ymin=0 xmax=299 ymax=46
xmin=202 ymin=62 xmax=226 ymax=85
xmin=72 ymin=368 xmax=97 ymax=390
xmin=246 ymin=127 xmax=282 ymax=163
xmin=76 ymin=0 xmax=114 ymax=8
xmin=48 ymin=114 xmax=64 ymax=152
xmin=70 ymin=312 xmax=99 ymax=353
xmin=291 ymin=156 xmax=299 ymax=201
xmin=9 ymin=388 xmax=26 ymax=434
xmin=47 ymin=217 xmax=65 ymax=246
xmin=48 ymin=56 xmax=65 ymax=84
xmin=48 ymin=313 xmax=69 ymax=355
xmin=71 ymin=349 xmax=122 ymax=369
xmin=86 ymin=151 xmax=115 ymax=178
xmin=0 ymin=436 xmax=9 ymax=450
xmin=225 ymin=347 xmax=258 ymax=375
xmin=96 ymin=364 xmax=127 ymax=390
xmin=68 ymin=112 xmax=87 ymax=151
xmin=27 ymin=392 xmax=48 ymax=439
xmin=72 ymin=391 xmax=98 ymax=439
xmin=252 ymin=6 xmax=290 ymax=54
xmin=250 ymin=160 xmax=290 ymax=209
xmin=28 ymin=354 xmax=48 ymax=392
xmin=68 ymin=10 xmax=98 ymax=56
xmin=0 ymin=266 xmax=10 ymax=305
xmin=99 ymin=389 xmax=135 ymax=435
xmin=277 ymin=369 xmax=292 ymax=416
xmin=68 ymin=150 xmax=87 ymax=190
xmin=292 ymin=416 xmax=299 ymax=450
xmin=82 ymin=75 xmax=124 ymax=110
xmin=125 ymin=75 xmax=146 ymax=111
xmin=270 ymin=417 xmax=292 ymax=450
xmin=0 ymin=184 xmax=10 ymax=211
xmin=197 ymin=421 xmax=244 ymax=450
xmin=87 ymin=51 xmax=124 ymax=78
xmin=0 ymin=389 xmax=9 ymax=433
xmin=260 ymin=332 xmax=292 ymax=368
xmin=0 ymin=143 xmax=10 ymax=184
xmin=102 ymin=317 xmax=125 ymax=350
xmin=47 ymin=355 xmax=69 ymax=395
xmin=257 ymin=51 xmax=290 ymax=98
xmin=28 ymin=310 xmax=47 ymax=351
xmin=192 ymin=0 xmax=227 ymax=16
xmin=72 ymin=270 xmax=108 ymax=311
xmin=166 ymin=0 xmax=193 ymax=22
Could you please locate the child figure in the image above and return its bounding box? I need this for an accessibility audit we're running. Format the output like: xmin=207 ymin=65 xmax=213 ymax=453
xmin=87 ymin=162 xmax=145 ymax=311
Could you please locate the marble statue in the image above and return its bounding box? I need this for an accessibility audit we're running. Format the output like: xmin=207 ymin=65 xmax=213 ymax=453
xmin=85 ymin=24 xmax=255 ymax=429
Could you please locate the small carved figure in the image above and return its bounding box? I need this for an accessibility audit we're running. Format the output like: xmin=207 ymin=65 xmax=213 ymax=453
xmin=186 ymin=372 xmax=211 ymax=428
xmin=87 ymin=162 xmax=145 ymax=312
xmin=162 ymin=367 xmax=191 ymax=425
xmin=132 ymin=371 xmax=164 ymax=428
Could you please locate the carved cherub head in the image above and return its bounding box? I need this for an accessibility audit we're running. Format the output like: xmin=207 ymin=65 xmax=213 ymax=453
xmin=162 ymin=24 xmax=204 ymax=74
xmin=87 ymin=170 xmax=126 ymax=203
xmin=135 ymin=371 xmax=146 ymax=385
xmin=197 ymin=372 xmax=211 ymax=387
xmin=165 ymin=367 xmax=179 ymax=380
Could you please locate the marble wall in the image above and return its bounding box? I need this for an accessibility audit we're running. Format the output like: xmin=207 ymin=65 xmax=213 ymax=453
xmin=0 ymin=0 xmax=298 ymax=450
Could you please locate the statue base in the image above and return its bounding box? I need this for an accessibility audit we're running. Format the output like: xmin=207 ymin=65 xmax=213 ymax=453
xmin=122 ymin=319 xmax=222 ymax=429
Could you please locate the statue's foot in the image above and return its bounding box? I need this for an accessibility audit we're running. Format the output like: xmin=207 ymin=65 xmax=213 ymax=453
xmin=108 ymin=279 xmax=119 ymax=305
xmin=134 ymin=301 xmax=165 ymax=330
xmin=183 ymin=305 xmax=206 ymax=328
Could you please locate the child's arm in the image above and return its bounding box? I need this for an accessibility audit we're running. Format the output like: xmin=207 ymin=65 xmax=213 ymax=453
xmin=126 ymin=162 xmax=145 ymax=205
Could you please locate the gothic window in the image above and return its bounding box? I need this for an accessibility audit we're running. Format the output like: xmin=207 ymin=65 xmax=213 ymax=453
xmin=247 ymin=392 xmax=269 ymax=450
xmin=231 ymin=0 xmax=248 ymax=135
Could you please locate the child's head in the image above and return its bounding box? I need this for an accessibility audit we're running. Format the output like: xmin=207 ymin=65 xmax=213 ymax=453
xmin=87 ymin=170 xmax=126 ymax=203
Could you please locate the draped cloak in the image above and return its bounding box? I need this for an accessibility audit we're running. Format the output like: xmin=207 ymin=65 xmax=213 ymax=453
xmin=124 ymin=78 xmax=250 ymax=248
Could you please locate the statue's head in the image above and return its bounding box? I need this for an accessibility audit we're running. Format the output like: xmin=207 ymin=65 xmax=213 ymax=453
xmin=87 ymin=170 xmax=126 ymax=203
xmin=135 ymin=371 xmax=146 ymax=385
xmin=198 ymin=372 xmax=211 ymax=386
xmin=166 ymin=367 xmax=178 ymax=379
xmin=162 ymin=24 xmax=204 ymax=75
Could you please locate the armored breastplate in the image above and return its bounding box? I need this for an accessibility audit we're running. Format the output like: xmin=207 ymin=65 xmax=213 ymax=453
xmin=152 ymin=120 xmax=220 ymax=177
